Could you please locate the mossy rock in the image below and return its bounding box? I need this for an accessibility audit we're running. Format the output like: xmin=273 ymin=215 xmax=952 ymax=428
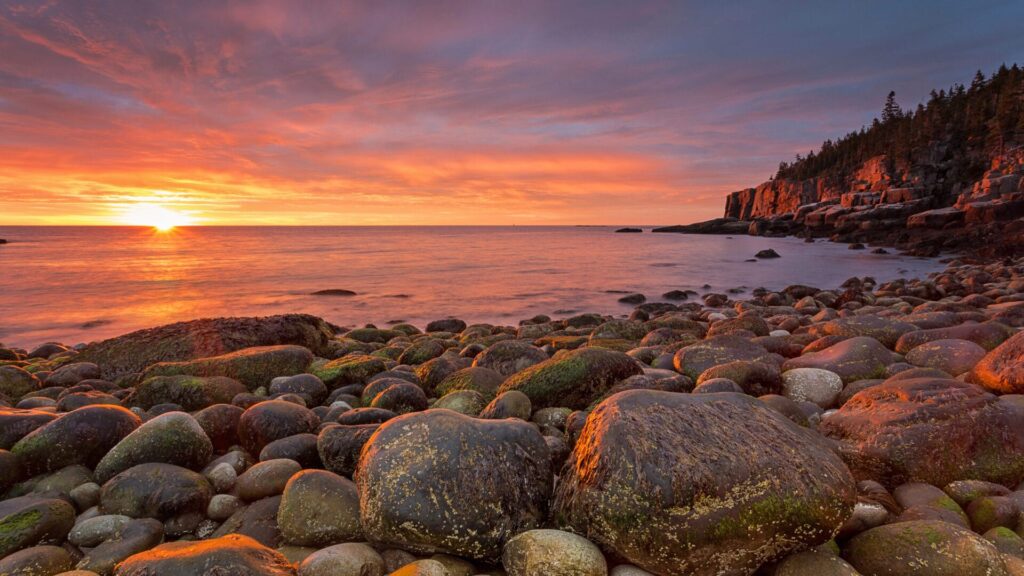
xmin=590 ymin=320 xmax=647 ymax=342
xmin=12 ymin=405 xmax=141 ymax=476
xmin=237 ymin=400 xmax=320 ymax=457
xmin=0 ymin=366 xmax=40 ymax=400
xmin=498 ymin=348 xmax=643 ymax=410
xmin=142 ymin=345 xmax=314 ymax=391
xmin=553 ymin=390 xmax=855 ymax=575
xmin=471 ymin=340 xmax=548 ymax=378
xmin=398 ymin=339 xmax=448 ymax=366
xmin=129 ymin=375 xmax=246 ymax=411
xmin=0 ymin=408 xmax=58 ymax=450
xmin=843 ymin=519 xmax=1008 ymax=576
xmin=318 ymin=424 xmax=381 ymax=478
xmin=0 ymin=496 xmax=76 ymax=558
xmin=435 ymin=366 xmax=504 ymax=400
xmin=278 ymin=469 xmax=362 ymax=547
xmin=75 ymin=314 xmax=336 ymax=381
xmin=94 ymin=412 xmax=214 ymax=484
xmin=533 ymin=335 xmax=589 ymax=351
xmin=345 ymin=328 xmax=405 ymax=344
xmin=100 ymin=463 xmax=212 ymax=520
xmin=0 ymin=544 xmax=74 ymax=576
xmin=311 ymin=355 xmax=387 ymax=390
xmin=781 ymin=336 xmax=892 ymax=383
xmin=809 ymin=315 xmax=917 ymax=349
xmin=415 ymin=356 xmax=470 ymax=397
xmin=432 ymin=390 xmax=488 ymax=416
xmin=6 ymin=464 xmax=93 ymax=501
xmin=357 ymin=409 xmax=551 ymax=561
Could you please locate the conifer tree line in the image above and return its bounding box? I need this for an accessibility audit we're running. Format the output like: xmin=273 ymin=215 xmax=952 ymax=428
xmin=774 ymin=64 xmax=1024 ymax=184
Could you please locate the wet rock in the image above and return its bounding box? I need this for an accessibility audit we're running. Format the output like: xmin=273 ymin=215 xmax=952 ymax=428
xmin=70 ymin=481 xmax=101 ymax=510
xmin=296 ymin=542 xmax=384 ymax=576
xmin=335 ymin=407 xmax=395 ymax=426
xmin=781 ymin=336 xmax=892 ymax=383
xmin=76 ymin=314 xmax=335 ymax=381
xmin=895 ymin=321 xmax=1015 ymax=353
xmin=502 ymin=529 xmax=607 ymax=576
xmin=472 ymin=341 xmax=549 ymax=378
xmin=755 ymin=249 xmax=780 ymax=259
xmin=129 ymin=375 xmax=247 ymax=411
xmin=905 ymin=338 xmax=987 ymax=376
xmin=69 ymin=514 xmax=132 ymax=547
xmin=259 ymin=433 xmax=320 ymax=469
xmin=357 ymin=409 xmax=551 ymax=560
xmin=672 ymin=335 xmax=775 ymax=380
xmin=269 ymin=374 xmax=328 ymax=406
xmin=432 ymin=390 xmax=487 ymax=415
xmin=211 ymin=495 xmax=283 ymax=547
xmin=768 ymin=548 xmax=861 ymax=576
xmin=398 ymin=339 xmax=448 ymax=365
xmin=100 ymin=463 xmax=212 ymax=520
xmin=781 ymin=368 xmax=844 ymax=408
xmin=369 ymin=382 xmax=428 ymax=414
xmin=235 ymin=459 xmax=301 ymax=501
xmin=318 ymin=424 xmax=380 ymax=478
xmin=193 ymin=403 xmax=244 ymax=452
xmin=278 ymin=469 xmax=361 ymax=547
xmin=435 ymin=367 xmax=505 ymax=400
xmin=56 ymin=390 xmax=121 ymax=412
xmin=415 ymin=356 xmax=468 ymax=395
xmin=237 ymin=400 xmax=319 ymax=456
xmin=554 ymin=390 xmax=855 ymax=576
xmin=693 ymin=378 xmax=744 ymax=393
xmin=77 ymin=517 xmax=164 ymax=575
xmin=426 ymin=319 xmax=467 ymax=333
xmin=207 ymin=493 xmax=242 ymax=521
xmin=695 ymin=360 xmax=781 ymax=396
xmin=0 ymin=496 xmax=75 ymax=558
xmin=0 ymin=366 xmax=40 ymax=400
xmin=113 ymin=533 xmax=295 ymax=576
xmin=478 ymin=390 xmax=532 ymax=420
xmin=0 ymin=408 xmax=58 ymax=450
xmin=311 ymin=355 xmax=388 ymax=390
xmin=843 ymin=520 xmax=1008 ymax=576
xmin=971 ymin=331 xmax=1024 ymax=394
xmin=821 ymin=378 xmax=1024 ymax=487
xmin=810 ymin=316 xmax=916 ymax=349
xmin=391 ymin=559 xmax=452 ymax=576
xmin=94 ymin=412 xmax=213 ymax=484
xmin=498 ymin=348 xmax=642 ymax=410
xmin=0 ymin=545 xmax=73 ymax=576
xmin=142 ymin=345 xmax=313 ymax=391
xmin=12 ymin=405 xmax=141 ymax=475
xmin=967 ymin=496 xmax=1019 ymax=533
xmin=6 ymin=464 xmax=92 ymax=502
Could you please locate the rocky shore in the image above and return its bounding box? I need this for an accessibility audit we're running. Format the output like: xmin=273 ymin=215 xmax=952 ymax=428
xmin=1 ymin=256 xmax=1024 ymax=575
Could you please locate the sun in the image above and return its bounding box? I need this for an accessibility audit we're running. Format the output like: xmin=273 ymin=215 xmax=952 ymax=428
xmin=121 ymin=203 xmax=194 ymax=231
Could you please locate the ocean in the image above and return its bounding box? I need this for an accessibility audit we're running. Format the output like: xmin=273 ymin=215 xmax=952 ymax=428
xmin=0 ymin=226 xmax=945 ymax=349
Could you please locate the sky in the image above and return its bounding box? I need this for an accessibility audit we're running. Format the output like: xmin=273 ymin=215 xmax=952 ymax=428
xmin=1 ymin=1 xmax=1023 ymax=226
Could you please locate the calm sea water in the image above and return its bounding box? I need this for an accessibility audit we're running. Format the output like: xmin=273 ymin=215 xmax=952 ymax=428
xmin=0 ymin=226 xmax=944 ymax=349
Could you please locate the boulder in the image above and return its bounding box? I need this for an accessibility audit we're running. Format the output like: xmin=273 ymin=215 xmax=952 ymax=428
xmin=502 ymin=529 xmax=607 ymax=576
xmin=398 ymin=339 xmax=448 ymax=365
xmin=821 ymin=378 xmax=1024 ymax=487
xmin=76 ymin=314 xmax=335 ymax=381
xmin=311 ymin=355 xmax=388 ymax=389
xmin=142 ymin=345 xmax=313 ymax=391
xmin=843 ymin=520 xmax=1008 ymax=576
xmin=905 ymin=339 xmax=987 ymax=376
xmin=11 ymin=405 xmax=141 ymax=475
xmin=435 ymin=367 xmax=505 ymax=400
xmin=296 ymin=542 xmax=385 ymax=576
xmin=235 ymin=458 xmax=302 ymax=501
xmin=472 ymin=341 xmax=549 ymax=378
xmin=971 ymin=331 xmax=1024 ymax=394
xmin=357 ymin=409 xmax=551 ymax=560
xmin=0 ymin=545 xmax=73 ymax=575
xmin=278 ymin=469 xmax=362 ymax=547
xmin=238 ymin=400 xmax=319 ymax=456
xmin=781 ymin=368 xmax=844 ymax=408
xmin=672 ymin=336 xmax=775 ymax=380
xmin=554 ymin=390 xmax=855 ymax=576
xmin=318 ymin=424 xmax=380 ymax=478
xmin=128 ymin=375 xmax=246 ymax=411
xmin=77 ymin=517 xmax=164 ymax=575
xmin=113 ymin=533 xmax=295 ymax=576
xmin=211 ymin=495 xmax=283 ymax=548
xmin=782 ymin=337 xmax=892 ymax=384
xmin=0 ymin=366 xmax=39 ymax=400
xmin=0 ymin=496 xmax=76 ymax=557
xmin=809 ymin=315 xmax=916 ymax=349
xmin=498 ymin=348 xmax=642 ymax=410
xmin=94 ymin=412 xmax=213 ymax=484
xmin=0 ymin=408 xmax=58 ymax=450
xmin=895 ymin=322 xmax=1014 ymax=353
xmin=45 ymin=362 xmax=101 ymax=387
xmin=100 ymin=463 xmax=213 ymax=520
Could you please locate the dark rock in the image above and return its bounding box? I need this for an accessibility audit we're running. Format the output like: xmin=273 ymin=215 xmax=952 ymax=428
xmin=843 ymin=520 xmax=1006 ymax=576
xmin=311 ymin=355 xmax=388 ymax=390
xmin=435 ymin=367 xmax=505 ymax=400
xmin=426 ymin=319 xmax=467 ymax=333
xmin=0 ymin=496 xmax=76 ymax=558
xmin=369 ymin=382 xmax=428 ymax=414
xmin=237 ymin=400 xmax=319 ymax=457
xmin=100 ymin=463 xmax=212 ymax=520
xmin=554 ymin=390 xmax=855 ymax=575
xmin=755 ymin=249 xmax=781 ymax=259
xmin=615 ymin=228 xmax=643 ymax=233
xmin=318 ymin=424 xmax=380 ymax=478
xmin=357 ymin=409 xmax=551 ymax=560
xmin=472 ymin=341 xmax=549 ymax=379
xmin=211 ymin=496 xmax=284 ymax=548
xmin=0 ymin=545 xmax=73 ymax=576
xmin=142 ymin=345 xmax=313 ymax=391
xmin=193 ymin=403 xmax=245 ymax=452
xmin=259 ymin=434 xmax=320 ymax=469
xmin=672 ymin=335 xmax=775 ymax=380
xmin=78 ymin=517 xmax=164 ymax=575
xmin=12 ymin=405 xmax=141 ymax=475
xmin=234 ymin=458 xmax=301 ymax=501
xmin=0 ymin=408 xmax=58 ymax=450
xmin=310 ymin=289 xmax=357 ymax=296
xmin=129 ymin=375 xmax=247 ymax=411
xmin=498 ymin=348 xmax=642 ymax=410
xmin=278 ymin=469 xmax=361 ymax=547
xmin=94 ymin=411 xmax=213 ymax=484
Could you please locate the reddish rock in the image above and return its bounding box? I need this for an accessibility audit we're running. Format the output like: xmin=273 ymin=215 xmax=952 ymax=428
xmin=970 ymin=330 xmax=1024 ymax=393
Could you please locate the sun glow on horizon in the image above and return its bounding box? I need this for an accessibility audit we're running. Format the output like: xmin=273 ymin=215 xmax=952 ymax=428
xmin=120 ymin=203 xmax=195 ymax=231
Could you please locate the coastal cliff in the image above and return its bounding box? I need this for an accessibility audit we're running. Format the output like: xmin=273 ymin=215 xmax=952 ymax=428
xmin=657 ymin=65 xmax=1024 ymax=256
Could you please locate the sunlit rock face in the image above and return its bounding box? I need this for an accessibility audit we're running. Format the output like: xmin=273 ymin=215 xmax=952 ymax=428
xmin=356 ymin=409 xmax=552 ymax=561
xmin=820 ymin=378 xmax=1024 ymax=488
xmin=970 ymin=330 xmax=1024 ymax=393
xmin=114 ymin=534 xmax=295 ymax=575
xmin=553 ymin=390 xmax=855 ymax=576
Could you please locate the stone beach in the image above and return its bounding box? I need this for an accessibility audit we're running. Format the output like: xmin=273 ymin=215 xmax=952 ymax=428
xmin=1 ymin=255 xmax=1024 ymax=575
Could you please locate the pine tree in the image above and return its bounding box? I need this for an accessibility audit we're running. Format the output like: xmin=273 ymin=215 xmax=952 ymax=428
xmin=882 ymin=91 xmax=901 ymax=123
xmin=970 ymin=70 xmax=986 ymax=91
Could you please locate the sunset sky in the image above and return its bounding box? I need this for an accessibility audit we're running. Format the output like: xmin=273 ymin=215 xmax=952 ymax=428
xmin=1 ymin=1 xmax=1022 ymax=226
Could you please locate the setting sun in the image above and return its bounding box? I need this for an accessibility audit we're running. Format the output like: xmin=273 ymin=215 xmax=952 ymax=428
xmin=120 ymin=203 xmax=194 ymax=231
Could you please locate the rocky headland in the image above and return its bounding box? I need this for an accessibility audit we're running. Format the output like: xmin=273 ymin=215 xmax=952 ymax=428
xmin=656 ymin=65 xmax=1024 ymax=258
xmin=1 ymin=253 xmax=1024 ymax=575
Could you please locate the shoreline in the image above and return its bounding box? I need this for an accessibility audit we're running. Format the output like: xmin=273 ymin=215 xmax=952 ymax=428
xmin=0 ymin=254 xmax=1022 ymax=573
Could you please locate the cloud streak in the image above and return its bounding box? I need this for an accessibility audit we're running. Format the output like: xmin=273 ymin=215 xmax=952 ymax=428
xmin=1 ymin=0 xmax=1022 ymax=225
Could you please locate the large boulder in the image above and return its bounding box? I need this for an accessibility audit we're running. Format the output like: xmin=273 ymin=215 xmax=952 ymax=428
xmin=0 ymin=496 xmax=76 ymax=558
xmin=553 ymin=390 xmax=855 ymax=576
xmin=971 ymin=331 xmax=1024 ymax=394
xmin=672 ymin=335 xmax=775 ymax=380
xmin=128 ymin=375 xmax=247 ymax=411
xmin=781 ymin=337 xmax=892 ymax=383
xmin=100 ymin=463 xmax=213 ymax=520
xmin=498 ymin=348 xmax=642 ymax=410
xmin=843 ymin=520 xmax=1008 ymax=576
xmin=114 ymin=533 xmax=295 ymax=576
xmin=357 ymin=409 xmax=551 ymax=560
xmin=94 ymin=412 xmax=214 ymax=484
xmin=76 ymin=314 xmax=335 ymax=381
xmin=820 ymin=378 xmax=1024 ymax=487
xmin=11 ymin=405 xmax=141 ymax=475
xmin=142 ymin=345 xmax=314 ymax=391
